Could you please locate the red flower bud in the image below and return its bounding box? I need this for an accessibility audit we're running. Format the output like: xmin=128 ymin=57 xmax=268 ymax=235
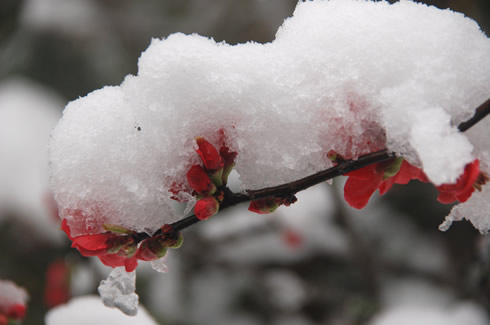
xmin=248 ymin=197 xmax=280 ymax=214
xmin=194 ymin=197 xmax=220 ymax=220
xmin=186 ymin=164 xmax=216 ymax=196
xmin=196 ymin=136 xmax=224 ymax=171
xmin=219 ymin=145 xmax=237 ymax=185
xmin=135 ymin=236 xmax=168 ymax=261
xmin=6 ymin=304 xmax=26 ymax=319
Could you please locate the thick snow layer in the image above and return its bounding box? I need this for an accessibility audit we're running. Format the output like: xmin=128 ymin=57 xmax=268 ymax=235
xmin=0 ymin=79 xmax=63 ymax=242
xmin=50 ymin=0 xmax=490 ymax=236
xmin=45 ymin=296 xmax=157 ymax=325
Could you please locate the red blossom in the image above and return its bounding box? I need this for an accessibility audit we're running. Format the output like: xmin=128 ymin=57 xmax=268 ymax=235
xmin=186 ymin=164 xmax=216 ymax=196
xmin=6 ymin=304 xmax=26 ymax=319
xmin=435 ymin=160 xmax=480 ymax=203
xmin=0 ymin=314 xmax=6 ymax=325
xmin=44 ymin=260 xmax=70 ymax=308
xmin=344 ymin=158 xmax=427 ymax=209
xmin=61 ymin=219 xmax=139 ymax=272
xmin=194 ymin=197 xmax=219 ymax=220
xmin=196 ymin=136 xmax=224 ymax=171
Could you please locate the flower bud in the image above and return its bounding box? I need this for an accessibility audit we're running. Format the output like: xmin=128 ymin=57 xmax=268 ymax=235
xmin=382 ymin=157 xmax=404 ymax=179
xmin=196 ymin=136 xmax=224 ymax=171
xmin=194 ymin=197 xmax=220 ymax=220
xmin=186 ymin=164 xmax=217 ymax=196
xmin=248 ymin=197 xmax=280 ymax=214
xmin=136 ymin=237 xmax=168 ymax=261
xmin=219 ymin=145 xmax=237 ymax=185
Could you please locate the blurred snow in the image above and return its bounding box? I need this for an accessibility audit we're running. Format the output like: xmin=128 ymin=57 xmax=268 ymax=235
xmin=370 ymin=279 xmax=488 ymax=325
xmin=203 ymin=183 xmax=349 ymax=264
xmin=0 ymin=279 xmax=28 ymax=311
xmin=0 ymin=79 xmax=63 ymax=243
xmin=45 ymin=295 xmax=157 ymax=325
xmin=21 ymin=0 xmax=101 ymax=37
xmin=50 ymin=0 xmax=490 ymax=236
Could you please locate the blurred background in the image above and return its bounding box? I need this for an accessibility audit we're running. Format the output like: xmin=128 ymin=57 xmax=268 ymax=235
xmin=0 ymin=0 xmax=489 ymax=324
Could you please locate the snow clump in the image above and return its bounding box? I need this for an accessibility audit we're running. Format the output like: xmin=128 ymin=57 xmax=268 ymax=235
xmin=50 ymin=0 xmax=490 ymax=236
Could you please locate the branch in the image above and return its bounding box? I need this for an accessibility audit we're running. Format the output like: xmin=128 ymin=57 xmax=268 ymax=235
xmin=144 ymin=98 xmax=490 ymax=238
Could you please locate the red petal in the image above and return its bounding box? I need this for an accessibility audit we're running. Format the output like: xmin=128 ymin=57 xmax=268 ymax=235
xmin=98 ymin=254 xmax=126 ymax=268
xmin=124 ymin=257 xmax=139 ymax=272
xmin=196 ymin=137 xmax=224 ymax=171
xmin=219 ymin=145 xmax=237 ymax=167
xmin=186 ymin=165 xmax=215 ymax=195
xmin=71 ymin=234 xmax=112 ymax=256
xmin=344 ymin=176 xmax=382 ymax=209
xmin=379 ymin=177 xmax=395 ymax=195
xmin=345 ymin=164 xmax=379 ymax=180
xmin=6 ymin=304 xmax=26 ymax=319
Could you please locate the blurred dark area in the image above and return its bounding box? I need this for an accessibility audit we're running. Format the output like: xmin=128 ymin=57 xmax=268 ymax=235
xmin=0 ymin=1 xmax=488 ymax=324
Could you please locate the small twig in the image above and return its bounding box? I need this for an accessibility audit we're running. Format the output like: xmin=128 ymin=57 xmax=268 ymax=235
xmin=458 ymin=99 xmax=490 ymax=132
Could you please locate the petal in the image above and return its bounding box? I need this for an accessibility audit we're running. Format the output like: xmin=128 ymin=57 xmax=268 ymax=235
xmin=98 ymin=254 xmax=126 ymax=268
xmin=196 ymin=136 xmax=224 ymax=171
xmin=344 ymin=176 xmax=382 ymax=209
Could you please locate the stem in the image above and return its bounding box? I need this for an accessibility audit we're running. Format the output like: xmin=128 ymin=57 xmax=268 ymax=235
xmin=146 ymin=98 xmax=489 ymax=239
xmin=458 ymin=98 xmax=490 ymax=132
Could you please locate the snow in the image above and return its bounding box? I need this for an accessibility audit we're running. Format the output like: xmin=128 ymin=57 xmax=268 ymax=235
xmin=0 ymin=280 xmax=28 ymax=312
xmin=0 ymin=79 xmax=63 ymax=243
xmin=51 ymin=0 xmax=490 ymax=236
xmin=98 ymin=267 xmax=139 ymax=316
xmin=45 ymin=296 xmax=157 ymax=325
xmin=150 ymin=256 xmax=169 ymax=273
xmin=21 ymin=0 xmax=101 ymax=37
xmin=440 ymin=114 xmax=490 ymax=234
xmin=370 ymin=279 xmax=488 ymax=325
xmin=50 ymin=0 xmax=489 ymax=237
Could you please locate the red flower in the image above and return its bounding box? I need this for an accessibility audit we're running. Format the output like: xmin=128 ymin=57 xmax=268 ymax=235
xmin=196 ymin=136 xmax=224 ymax=171
xmin=61 ymin=220 xmax=139 ymax=272
xmin=194 ymin=197 xmax=219 ymax=220
xmin=0 ymin=314 xmax=6 ymax=325
xmin=344 ymin=158 xmax=427 ymax=209
xmin=186 ymin=164 xmax=216 ymax=196
xmin=44 ymin=260 xmax=70 ymax=308
xmin=435 ymin=160 xmax=480 ymax=203
xmin=5 ymin=304 xmax=26 ymax=319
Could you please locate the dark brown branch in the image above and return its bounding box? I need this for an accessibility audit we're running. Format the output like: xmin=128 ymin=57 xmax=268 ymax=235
xmin=458 ymin=98 xmax=490 ymax=132
xmin=147 ymin=98 xmax=490 ymax=237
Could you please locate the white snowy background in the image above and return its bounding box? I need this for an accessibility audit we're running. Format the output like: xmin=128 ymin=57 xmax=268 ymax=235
xmin=0 ymin=0 xmax=489 ymax=324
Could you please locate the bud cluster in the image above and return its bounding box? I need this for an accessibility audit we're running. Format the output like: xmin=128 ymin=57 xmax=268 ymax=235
xmin=186 ymin=136 xmax=237 ymax=220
